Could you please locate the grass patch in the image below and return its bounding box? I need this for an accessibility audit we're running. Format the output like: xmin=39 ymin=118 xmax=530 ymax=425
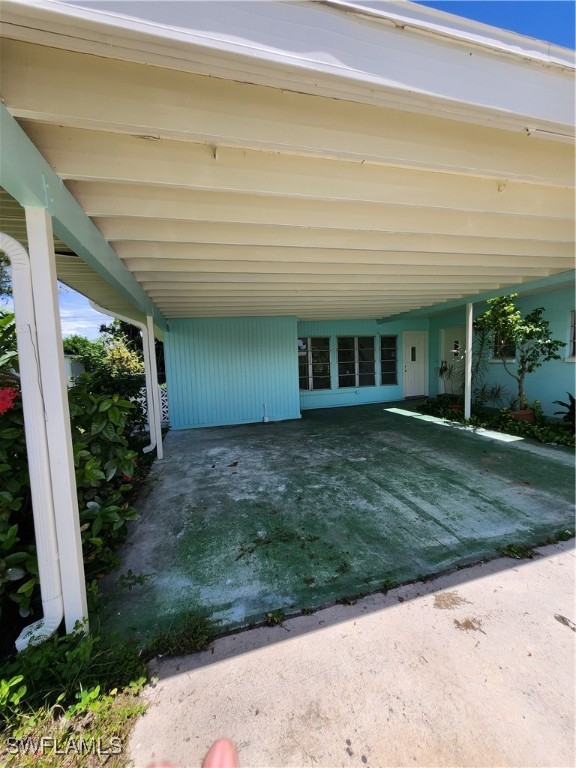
xmin=264 ymin=609 xmax=285 ymax=626
xmin=0 ymin=608 xmax=218 ymax=766
xmin=142 ymin=613 xmax=216 ymax=660
xmin=0 ymin=629 xmax=147 ymax=767
xmin=498 ymin=529 xmax=574 ymax=561
xmin=545 ymin=528 xmax=575 ymax=544
xmin=498 ymin=543 xmax=537 ymax=559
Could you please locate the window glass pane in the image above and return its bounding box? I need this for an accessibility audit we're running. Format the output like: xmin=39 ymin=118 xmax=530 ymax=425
xmin=358 ymin=348 xmax=374 ymax=364
xmin=297 ymin=337 xmax=331 ymax=391
xmin=494 ymin=334 xmax=515 ymax=359
xmin=312 ymin=363 xmax=330 ymax=378
xmin=313 ymin=376 xmax=331 ymax=390
xmin=338 ymin=349 xmax=355 ymax=364
xmin=381 ymin=336 xmax=397 ymax=385
xmin=359 ymin=373 xmax=375 ymax=386
xmin=358 ymin=361 xmax=375 ymax=375
xmin=338 ymin=375 xmax=355 ymax=388
xmin=338 ymin=362 xmax=355 ymax=376
xmin=311 ymin=337 xmax=330 ymax=351
xmin=381 ymin=337 xmax=397 ymax=359
xmin=311 ymin=349 xmax=330 ymax=364
xmin=337 ymin=337 xmax=355 ymax=352
xmin=358 ymin=336 xmax=374 ymax=348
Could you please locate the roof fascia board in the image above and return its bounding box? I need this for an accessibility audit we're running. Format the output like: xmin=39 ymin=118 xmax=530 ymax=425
xmin=321 ymin=1 xmax=575 ymax=67
xmin=2 ymin=1 xmax=574 ymax=135
xmin=0 ymin=104 xmax=166 ymax=330
xmin=380 ymin=270 xmax=576 ymax=322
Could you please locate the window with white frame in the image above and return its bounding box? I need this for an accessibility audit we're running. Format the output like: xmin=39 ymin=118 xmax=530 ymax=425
xmin=570 ymin=310 xmax=576 ymax=358
xmin=337 ymin=336 xmax=375 ymax=388
xmin=298 ymin=337 xmax=331 ymax=390
xmin=493 ymin=332 xmax=516 ymax=361
xmin=380 ymin=335 xmax=398 ymax=385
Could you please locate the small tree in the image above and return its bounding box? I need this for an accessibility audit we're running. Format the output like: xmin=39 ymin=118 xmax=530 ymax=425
xmin=474 ymin=293 xmax=565 ymax=409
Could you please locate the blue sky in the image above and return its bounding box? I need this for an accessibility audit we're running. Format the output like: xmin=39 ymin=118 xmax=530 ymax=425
xmin=413 ymin=1 xmax=576 ymax=48
xmin=59 ymin=288 xmax=112 ymax=341
xmin=40 ymin=0 xmax=575 ymax=340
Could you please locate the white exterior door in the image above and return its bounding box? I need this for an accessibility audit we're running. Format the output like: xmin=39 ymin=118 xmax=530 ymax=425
xmin=403 ymin=331 xmax=428 ymax=397
xmin=440 ymin=326 xmax=466 ymax=395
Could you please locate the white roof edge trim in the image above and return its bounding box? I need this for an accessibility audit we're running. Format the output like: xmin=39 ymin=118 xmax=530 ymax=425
xmin=8 ymin=0 xmax=575 ymax=73
xmin=323 ymin=0 xmax=575 ymax=69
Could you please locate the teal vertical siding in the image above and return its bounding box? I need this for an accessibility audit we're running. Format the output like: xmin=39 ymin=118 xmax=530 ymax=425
xmin=165 ymin=316 xmax=301 ymax=429
xmin=297 ymin=318 xmax=428 ymax=410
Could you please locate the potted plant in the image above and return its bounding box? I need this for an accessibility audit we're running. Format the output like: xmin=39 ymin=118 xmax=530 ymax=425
xmin=474 ymin=293 xmax=565 ymax=421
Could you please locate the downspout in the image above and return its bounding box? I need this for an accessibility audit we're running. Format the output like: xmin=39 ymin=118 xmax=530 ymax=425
xmin=0 ymin=233 xmax=64 ymax=650
xmin=88 ymin=301 xmax=157 ymax=454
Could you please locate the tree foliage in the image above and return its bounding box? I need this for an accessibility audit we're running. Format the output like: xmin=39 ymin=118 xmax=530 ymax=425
xmin=0 ymin=256 xmax=10 ymax=301
xmin=474 ymin=293 xmax=565 ymax=408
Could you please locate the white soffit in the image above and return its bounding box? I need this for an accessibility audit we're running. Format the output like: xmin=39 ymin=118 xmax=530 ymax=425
xmin=1 ymin=0 xmax=574 ymax=136
xmin=0 ymin=0 xmax=574 ymax=321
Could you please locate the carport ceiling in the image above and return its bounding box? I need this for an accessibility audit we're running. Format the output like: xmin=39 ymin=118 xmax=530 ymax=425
xmin=0 ymin=2 xmax=574 ymax=320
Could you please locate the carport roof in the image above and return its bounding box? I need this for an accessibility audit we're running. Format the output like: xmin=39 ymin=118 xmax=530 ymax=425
xmin=0 ymin=0 xmax=574 ymax=322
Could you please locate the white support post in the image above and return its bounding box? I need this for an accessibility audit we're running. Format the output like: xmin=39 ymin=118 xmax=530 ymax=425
xmin=146 ymin=315 xmax=163 ymax=460
xmin=140 ymin=322 xmax=157 ymax=449
xmin=464 ymin=302 xmax=474 ymax=421
xmin=25 ymin=207 xmax=88 ymax=633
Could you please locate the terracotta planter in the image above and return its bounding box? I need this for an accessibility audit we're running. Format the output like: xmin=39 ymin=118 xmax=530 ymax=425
xmin=510 ymin=409 xmax=535 ymax=423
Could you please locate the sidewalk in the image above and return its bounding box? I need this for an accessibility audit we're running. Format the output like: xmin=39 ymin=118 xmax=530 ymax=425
xmin=129 ymin=540 xmax=575 ymax=768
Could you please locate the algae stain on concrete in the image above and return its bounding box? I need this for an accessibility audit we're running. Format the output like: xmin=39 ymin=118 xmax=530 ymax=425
xmin=101 ymin=403 xmax=575 ymax=637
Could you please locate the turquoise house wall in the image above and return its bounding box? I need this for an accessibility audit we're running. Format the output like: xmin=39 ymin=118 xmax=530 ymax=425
xmin=165 ymin=316 xmax=301 ymax=429
xmin=427 ymin=286 xmax=575 ymax=416
xmin=297 ymin=318 xmax=428 ymax=410
xmin=428 ymin=308 xmax=467 ymax=396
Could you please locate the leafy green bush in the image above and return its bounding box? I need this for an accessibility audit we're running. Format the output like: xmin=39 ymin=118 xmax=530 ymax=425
xmin=68 ymin=385 xmax=141 ymax=578
xmin=1 ymin=313 xmax=38 ymax=629
xmin=0 ymin=311 xmax=151 ymax=651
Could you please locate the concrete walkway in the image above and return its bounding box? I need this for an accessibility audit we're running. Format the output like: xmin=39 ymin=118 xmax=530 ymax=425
xmin=101 ymin=404 xmax=574 ymax=639
xmin=130 ymin=541 xmax=575 ymax=768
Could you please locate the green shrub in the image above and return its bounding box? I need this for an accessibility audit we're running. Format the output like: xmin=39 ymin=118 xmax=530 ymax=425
xmin=0 ymin=311 xmax=151 ymax=651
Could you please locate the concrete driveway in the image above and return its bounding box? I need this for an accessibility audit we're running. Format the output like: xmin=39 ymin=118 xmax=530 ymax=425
xmin=100 ymin=403 xmax=574 ymax=640
xmin=129 ymin=541 xmax=575 ymax=768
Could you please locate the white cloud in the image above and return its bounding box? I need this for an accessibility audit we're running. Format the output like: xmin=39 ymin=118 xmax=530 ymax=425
xmin=59 ymin=292 xmax=113 ymax=340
